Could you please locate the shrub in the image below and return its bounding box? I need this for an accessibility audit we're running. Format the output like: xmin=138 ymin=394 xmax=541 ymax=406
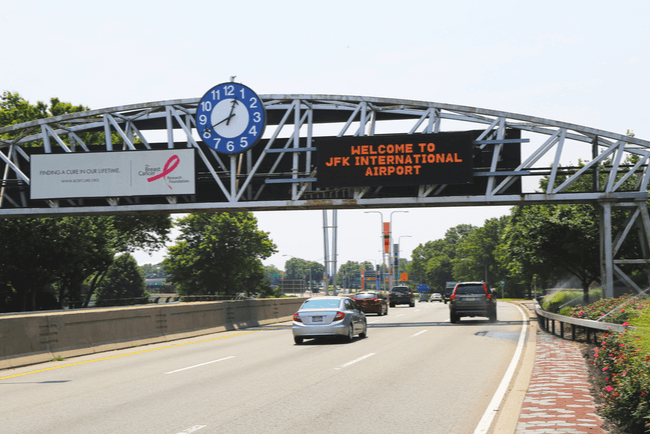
xmin=543 ymin=290 xmax=583 ymax=313
xmin=592 ymin=326 xmax=650 ymax=433
xmin=579 ymin=294 xmax=650 ymax=432
xmin=568 ymin=293 xmax=649 ymax=324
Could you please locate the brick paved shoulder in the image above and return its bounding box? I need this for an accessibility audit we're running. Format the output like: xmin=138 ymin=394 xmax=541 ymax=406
xmin=516 ymin=331 xmax=607 ymax=433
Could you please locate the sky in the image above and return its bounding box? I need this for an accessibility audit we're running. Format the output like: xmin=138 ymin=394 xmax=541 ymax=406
xmin=3 ymin=0 xmax=649 ymax=271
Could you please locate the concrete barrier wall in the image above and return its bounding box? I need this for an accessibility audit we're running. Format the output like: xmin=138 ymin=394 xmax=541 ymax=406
xmin=0 ymin=298 xmax=306 ymax=370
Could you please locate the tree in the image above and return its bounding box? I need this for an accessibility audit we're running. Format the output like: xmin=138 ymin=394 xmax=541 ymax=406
xmin=95 ymin=254 xmax=148 ymax=306
xmin=284 ymin=257 xmax=324 ymax=288
xmin=452 ymin=216 xmax=510 ymax=291
xmin=0 ymin=92 xmax=173 ymax=312
xmin=501 ymin=146 xmax=646 ymax=302
xmin=409 ymin=224 xmax=476 ymax=292
xmin=503 ymin=203 xmax=601 ymax=302
xmin=163 ymin=212 xmax=277 ymax=296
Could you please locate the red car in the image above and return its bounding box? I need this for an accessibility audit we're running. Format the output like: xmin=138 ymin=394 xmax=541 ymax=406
xmin=352 ymin=291 xmax=389 ymax=316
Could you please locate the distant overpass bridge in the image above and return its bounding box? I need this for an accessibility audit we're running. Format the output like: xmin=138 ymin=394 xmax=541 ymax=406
xmin=1 ymin=93 xmax=650 ymax=297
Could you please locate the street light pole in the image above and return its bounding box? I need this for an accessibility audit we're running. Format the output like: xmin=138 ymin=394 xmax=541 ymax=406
xmin=389 ymin=211 xmax=408 ymax=288
xmin=397 ymin=235 xmax=412 ymax=283
xmin=365 ymin=211 xmax=386 ymax=291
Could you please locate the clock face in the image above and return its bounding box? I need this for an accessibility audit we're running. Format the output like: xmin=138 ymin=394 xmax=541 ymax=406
xmin=196 ymin=82 xmax=266 ymax=154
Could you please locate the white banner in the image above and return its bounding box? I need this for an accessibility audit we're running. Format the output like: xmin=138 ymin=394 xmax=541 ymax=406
xmin=30 ymin=149 xmax=195 ymax=199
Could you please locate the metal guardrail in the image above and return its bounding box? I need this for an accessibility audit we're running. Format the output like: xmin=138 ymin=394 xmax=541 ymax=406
xmin=535 ymin=302 xmax=626 ymax=344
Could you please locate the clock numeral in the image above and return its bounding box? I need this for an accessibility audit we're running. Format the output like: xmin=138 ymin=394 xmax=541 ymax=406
xmin=199 ymin=114 xmax=207 ymax=125
xmin=253 ymin=112 xmax=261 ymax=123
xmin=240 ymin=88 xmax=246 ymax=99
xmin=227 ymin=141 xmax=235 ymax=152
xmin=200 ymin=101 xmax=212 ymax=112
xmin=211 ymin=89 xmax=220 ymax=100
xmin=249 ymin=97 xmax=258 ymax=108
xmin=202 ymin=130 xmax=212 ymax=139
xmin=240 ymin=137 xmax=248 ymax=148
xmin=223 ymin=85 xmax=234 ymax=96
xmin=249 ymin=125 xmax=258 ymax=136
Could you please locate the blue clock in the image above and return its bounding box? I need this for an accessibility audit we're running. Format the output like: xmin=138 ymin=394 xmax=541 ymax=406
xmin=196 ymin=82 xmax=266 ymax=154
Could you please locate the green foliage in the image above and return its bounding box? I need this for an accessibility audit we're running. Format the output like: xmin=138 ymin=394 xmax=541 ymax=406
xmin=592 ymin=325 xmax=650 ymax=433
xmin=568 ymin=293 xmax=648 ymax=324
xmin=95 ymin=254 xmax=148 ymax=306
xmin=140 ymin=263 xmax=168 ymax=278
xmin=409 ymin=224 xmax=476 ymax=292
xmin=163 ymin=212 xmax=277 ymax=296
xmin=630 ymin=308 xmax=650 ymax=356
xmin=542 ymin=289 xmax=602 ymax=313
xmin=285 ymin=257 xmax=324 ymax=283
xmin=453 ymin=216 xmax=510 ymax=288
xmin=0 ymin=92 xmax=173 ymax=312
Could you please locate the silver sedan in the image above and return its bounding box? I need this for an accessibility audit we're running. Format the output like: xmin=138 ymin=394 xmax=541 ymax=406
xmin=292 ymin=296 xmax=367 ymax=344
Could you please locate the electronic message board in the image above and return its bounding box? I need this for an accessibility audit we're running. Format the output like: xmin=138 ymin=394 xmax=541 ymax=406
xmin=316 ymin=131 xmax=478 ymax=188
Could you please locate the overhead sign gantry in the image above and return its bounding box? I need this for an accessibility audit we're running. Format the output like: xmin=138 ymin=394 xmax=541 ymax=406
xmin=1 ymin=88 xmax=650 ymax=297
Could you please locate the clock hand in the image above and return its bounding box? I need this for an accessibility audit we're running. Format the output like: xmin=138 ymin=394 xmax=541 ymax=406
xmin=205 ymin=112 xmax=236 ymax=132
xmin=226 ymin=97 xmax=239 ymax=126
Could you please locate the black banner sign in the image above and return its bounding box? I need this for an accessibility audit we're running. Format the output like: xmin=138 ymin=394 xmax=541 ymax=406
xmin=316 ymin=131 xmax=478 ymax=188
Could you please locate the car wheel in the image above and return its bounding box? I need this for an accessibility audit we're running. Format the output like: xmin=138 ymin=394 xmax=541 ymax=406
xmin=409 ymin=302 xmax=415 ymax=307
xmin=489 ymin=310 xmax=497 ymax=323
xmin=450 ymin=311 xmax=458 ymax=323
xmin=360 ymin=321 xmax=367 ymax=339
xmin=389 ymin=302 xmax=395 ymax=308
xmin=345 ymin=324 xmax=354 ymax=342
xmin=294 ymin=336 xmax=303 ymax=345
xmin=384 ymin=305 xmax=388 ymax=315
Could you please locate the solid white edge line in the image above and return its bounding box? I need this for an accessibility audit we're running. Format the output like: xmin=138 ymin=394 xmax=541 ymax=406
xmin=473 ymin=304 xmax=528 ymax=434
xmin=165 ymin=356 xmax=235 ymax=374
xmin=176 ymin=425 xmax=206 ymax=434
xmin=335 ymin=353 xmax=376 ymax=370
xmin=411 ymin=330 xmax=427 ymax=337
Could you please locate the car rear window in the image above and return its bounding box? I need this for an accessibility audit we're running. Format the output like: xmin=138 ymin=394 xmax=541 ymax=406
xmin=355 ymin=293 xmax=377 ymax=299
xmin=456 ymin=285 xmax=486 ymax=295
xmin=391 ymin=287 xmax=409 ymax=293
xmin=301 ymin=299 xmax=342 ymax=309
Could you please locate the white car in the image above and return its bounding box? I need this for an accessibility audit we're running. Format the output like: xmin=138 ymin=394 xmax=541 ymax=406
xmin=430 ymin=293 xmax=443 ymax=302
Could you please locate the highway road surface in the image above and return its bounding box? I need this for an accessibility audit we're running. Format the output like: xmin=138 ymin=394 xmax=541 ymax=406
xmin=0 ymin=301 xmax=526 ymax=434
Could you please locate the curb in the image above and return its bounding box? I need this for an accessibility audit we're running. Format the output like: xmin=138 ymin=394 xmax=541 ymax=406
xmin=489 ymin=300 xmax=538 ymax=433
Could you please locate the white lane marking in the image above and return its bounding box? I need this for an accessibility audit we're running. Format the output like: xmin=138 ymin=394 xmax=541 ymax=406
xmin=411 ymin=330 xmax=427 ymax=337
xmin=177 ymin=426 xmax=206 ymax=434
xmin=394 ymin=314 xmax=405 ymax=318
xmin=334 ymin=353 xmax=376 ymax=370
xmin=473 ymin=304 xmax=528 ymax=434
xmin=164 ymin=356 xmax=235 ymax=374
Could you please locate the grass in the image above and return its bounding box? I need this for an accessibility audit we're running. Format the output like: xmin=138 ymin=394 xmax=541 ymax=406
xmin=541 ymin=289 xmax=602 ymax=314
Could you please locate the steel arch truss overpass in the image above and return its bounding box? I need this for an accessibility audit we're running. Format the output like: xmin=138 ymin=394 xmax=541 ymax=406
xmin=1 ymin=94 xmax=650 ymax=296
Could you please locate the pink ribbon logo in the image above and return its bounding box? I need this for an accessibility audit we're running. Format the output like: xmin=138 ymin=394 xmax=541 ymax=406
xmin=147 ymin=155 xmax=180 ymax=189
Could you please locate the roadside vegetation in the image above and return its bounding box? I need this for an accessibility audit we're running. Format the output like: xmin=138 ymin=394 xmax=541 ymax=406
xmin=554 ymin=294 xmax=650 ymax=433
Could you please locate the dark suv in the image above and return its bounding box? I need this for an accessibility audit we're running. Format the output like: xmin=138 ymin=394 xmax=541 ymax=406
xmin=449 ymin=282 xmax=497 ymax=323
xmin=443 ymin=286 xmax=455 ymax=304
xmin=389 ymin=286 xmax=415 ymax=307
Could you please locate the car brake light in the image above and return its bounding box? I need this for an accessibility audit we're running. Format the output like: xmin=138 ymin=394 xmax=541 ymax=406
xmin=450 ymin=294 xmax=456 ymax=300
xmin=372 ymin=298 xmax=379 ymax=302
xmin=293 ymin=312 xmax=302 ymax=323
xmin=334 ymin=311 xmax=345 ymax=321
